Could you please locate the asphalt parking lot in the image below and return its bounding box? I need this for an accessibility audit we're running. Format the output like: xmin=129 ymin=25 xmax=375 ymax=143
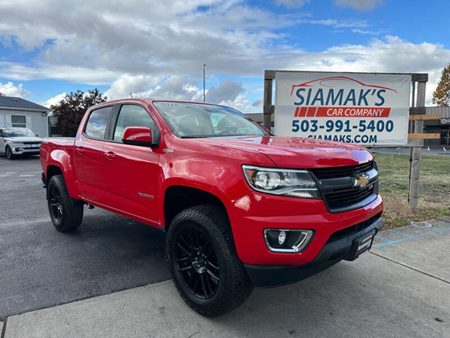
xmin=0 ymin=156 xmax=170 ymax=319
xmin=1 ymin=155 xmax=449 ymax=338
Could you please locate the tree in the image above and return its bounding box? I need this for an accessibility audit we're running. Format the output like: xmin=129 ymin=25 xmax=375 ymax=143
xmin=51 ymin=89 xmax=107 ymax=136
xmin=432 ymin=64 xmax=450 ymax=106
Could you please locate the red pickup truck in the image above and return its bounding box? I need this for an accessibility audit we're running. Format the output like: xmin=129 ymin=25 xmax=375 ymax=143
xmin=40 ymin=99 xmax=383 ymax=317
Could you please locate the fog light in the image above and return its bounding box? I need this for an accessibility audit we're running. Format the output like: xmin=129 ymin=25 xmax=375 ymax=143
xmin=278 ymin=230 xmax=287 ymax=245
xmin=264 ymin=229 xmax=314 ymax=253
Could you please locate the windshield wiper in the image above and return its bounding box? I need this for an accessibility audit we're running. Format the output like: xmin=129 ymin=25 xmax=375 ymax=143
xmin=180 ymin=134 xmax=261 ymax=139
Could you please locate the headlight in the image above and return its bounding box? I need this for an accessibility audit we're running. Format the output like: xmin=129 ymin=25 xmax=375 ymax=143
xmin=10 ymin=142 xmax=23 ymax=147
xmin=242 ymin=165 xmax=320 ymax=199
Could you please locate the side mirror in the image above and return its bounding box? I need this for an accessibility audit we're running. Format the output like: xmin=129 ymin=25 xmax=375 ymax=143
xmin=122 ymin=126 xmax=155 ymax=147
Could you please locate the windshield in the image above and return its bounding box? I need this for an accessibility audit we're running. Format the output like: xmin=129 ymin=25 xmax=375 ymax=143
xmin=153 ymin=102 xmax=267 ymax=138
xmin=3 ymin=128 xmax=36 ymax=137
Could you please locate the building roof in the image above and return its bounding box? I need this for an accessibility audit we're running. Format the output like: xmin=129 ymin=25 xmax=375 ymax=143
xmin=426 ymin=106 xmax=450 ymax=119
xmin=0 ymin=95 xmax=51 ymax=112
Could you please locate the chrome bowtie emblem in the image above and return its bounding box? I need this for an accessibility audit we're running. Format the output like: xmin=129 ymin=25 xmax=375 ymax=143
xmin=354 ymin=174 xmax=369 ymax=188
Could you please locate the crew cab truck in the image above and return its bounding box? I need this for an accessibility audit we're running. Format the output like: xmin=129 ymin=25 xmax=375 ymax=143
xmin=40 ymin=99 xmax=383 ymax=317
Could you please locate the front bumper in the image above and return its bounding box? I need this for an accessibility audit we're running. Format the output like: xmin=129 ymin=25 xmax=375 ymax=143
xmin=229 ymin=190 xmax=383 ymax=266
xmin=245 ymin=215 xmax=383 ymax=287
xmin=11 ymin=146 xmax=40 ymax=155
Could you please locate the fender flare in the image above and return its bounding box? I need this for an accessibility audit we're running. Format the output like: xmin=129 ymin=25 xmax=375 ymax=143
xmin=161 ymin=178 xmax=233 ymax=224
xmin=45 ymin=149 xmax=80 ymax=199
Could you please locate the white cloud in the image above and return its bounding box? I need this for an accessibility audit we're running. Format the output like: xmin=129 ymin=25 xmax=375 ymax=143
xmin=0 ymin=81 xmax=28 ymax=97
xmin=284 ymin=36 xmax=450 ymax=105
xmin=105 ymin=75 xmax=202 ymax=101
xmin=335 ymin=0 xmax=384 ymax=11
xmin=0 ymin=62 xmax=117 ymax=84
xmin=103 ymin=75 xmax=256 ymax=112
xmin=105 ymin=75 xmax=158 ymax=100
xmin=300 ymin=18 xmax=367 ymax=29
xmin=0 ymin=1 xmax=447 ymax=109
xmin=0 ymin=0 xmax=372 ymax=83
xmin=43 ymin=92 xmax=67 ymax=108
xmin=59 ymin=35 xmax=450 ymax=110
xmin=206 ymin=81 xmax=243 ymax=103
xmin=275 ymin=0 xmax=309 ymax=8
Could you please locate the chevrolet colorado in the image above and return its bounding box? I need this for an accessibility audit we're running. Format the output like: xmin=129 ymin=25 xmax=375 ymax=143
xmin=40 ymin=99 xmax=383 ymax=317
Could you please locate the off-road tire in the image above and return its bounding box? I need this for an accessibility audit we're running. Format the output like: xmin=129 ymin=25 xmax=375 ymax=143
xmin=167 ymin=204 xmax=253 ymax=317
xmin=47 ymin=174 xmax=84 ymax=232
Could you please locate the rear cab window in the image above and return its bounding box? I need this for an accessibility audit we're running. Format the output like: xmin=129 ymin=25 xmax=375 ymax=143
xmin=84 ymin=106 xmax=113 ymax=139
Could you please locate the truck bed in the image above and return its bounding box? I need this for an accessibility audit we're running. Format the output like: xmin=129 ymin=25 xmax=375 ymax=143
xmin=40 ymin=137 xmax=76 ymax=168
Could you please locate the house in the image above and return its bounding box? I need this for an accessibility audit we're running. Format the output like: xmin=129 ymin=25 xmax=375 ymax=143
xmin=0 ymin=95 xmax=51 ymax=137
xmin=423 ymin=106 xmax=450 ymax=146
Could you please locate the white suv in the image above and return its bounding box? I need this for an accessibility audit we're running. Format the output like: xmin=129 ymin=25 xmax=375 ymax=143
xmin=0 ymin=128 xmax=42 ymax=159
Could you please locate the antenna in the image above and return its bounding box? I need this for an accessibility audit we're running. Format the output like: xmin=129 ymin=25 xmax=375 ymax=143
xmin=203 ymin=64 xmax=206 ymax=102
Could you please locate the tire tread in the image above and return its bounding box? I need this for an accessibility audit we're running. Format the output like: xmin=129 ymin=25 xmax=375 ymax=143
xmin=167 ymin=204 xmax=252 ymax=317
xmin=47 ymin=175 xmax=83 ymax=232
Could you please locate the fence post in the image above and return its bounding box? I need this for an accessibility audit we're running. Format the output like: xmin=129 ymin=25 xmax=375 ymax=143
xmin=408 ymin=146 xmax=421 ymax=209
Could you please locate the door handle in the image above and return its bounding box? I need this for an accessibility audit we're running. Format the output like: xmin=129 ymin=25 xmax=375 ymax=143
xmin=104 ymin=151 xmax=116 ymax=160
xmin=75 ymin=147 xmax=85 ymax=154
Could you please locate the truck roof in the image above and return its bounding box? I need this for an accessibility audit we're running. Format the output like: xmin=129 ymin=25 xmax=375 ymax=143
xmin=91 ymin=98 xmax=223 ymax=109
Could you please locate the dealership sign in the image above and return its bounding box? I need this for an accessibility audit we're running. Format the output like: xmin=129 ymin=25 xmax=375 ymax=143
xmin=274 ymin=71 xmax=412 ymax=145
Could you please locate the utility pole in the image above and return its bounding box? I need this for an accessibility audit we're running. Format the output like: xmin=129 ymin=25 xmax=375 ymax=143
xmin=203 ymin=64 xmax=206 ymax=102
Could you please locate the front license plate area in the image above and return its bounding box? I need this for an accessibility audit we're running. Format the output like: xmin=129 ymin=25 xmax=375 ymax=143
xmin=348 ymin=231 xmax=376 ymax=261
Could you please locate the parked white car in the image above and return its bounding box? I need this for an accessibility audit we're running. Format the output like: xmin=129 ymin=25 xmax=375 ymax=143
xmin=0 ymin=128 xmax=42 ymax=159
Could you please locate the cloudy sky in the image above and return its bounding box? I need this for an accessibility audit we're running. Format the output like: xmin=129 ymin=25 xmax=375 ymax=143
xmin=0 ymin=0 xmax=449 ymax=111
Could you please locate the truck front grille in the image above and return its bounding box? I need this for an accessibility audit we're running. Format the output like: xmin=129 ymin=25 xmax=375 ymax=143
xmin=310 ymin=161 xmax=378 ymax=213
xmin=322 ymin=182 xmax=378 ymax=212
xmin=312 ymin=161 xmax=374 ymax=180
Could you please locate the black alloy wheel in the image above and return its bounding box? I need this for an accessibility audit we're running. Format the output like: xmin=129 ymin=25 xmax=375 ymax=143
xmin=48 ymin=183 xmax=64 ymax=224
xmin=167 ymin=205 xmax=253 ymax=317
xmin=174 ymin=225 xmax=220 ymax=299
xmin=46 ymin=175 xmax=84 ymax=232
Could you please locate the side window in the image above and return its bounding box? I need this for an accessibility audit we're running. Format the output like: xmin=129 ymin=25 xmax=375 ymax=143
xmin=85 ymin=106 xmax=112 ymax=139
xmin=0 ymin=130 xmax=3 ymax=137
xmin=113 ymin=105 xmax=158 ymax=142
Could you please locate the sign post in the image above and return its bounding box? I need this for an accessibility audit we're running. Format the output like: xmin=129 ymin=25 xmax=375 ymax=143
xmin=408 ymin=76 xmax=428 ymax=209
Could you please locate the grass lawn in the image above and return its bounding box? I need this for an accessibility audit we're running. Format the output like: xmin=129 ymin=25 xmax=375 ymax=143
xmin=374 ymin=153 xmax=450 ymax=228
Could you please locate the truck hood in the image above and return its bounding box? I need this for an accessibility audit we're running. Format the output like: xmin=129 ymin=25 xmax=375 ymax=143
xmin=5 ymin=137 xmax=42 ymax=143
xmin=201 ymin=136 xmax=373 ymax=168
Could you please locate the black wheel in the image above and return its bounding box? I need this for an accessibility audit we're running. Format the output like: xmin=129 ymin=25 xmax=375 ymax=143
xmin=167 ymin=205 xmax=253 ymax=317
xmin=47 ymin=174 xmax=84 ymax=232
xmin=5 ymin=146 xmax=13 ymax=159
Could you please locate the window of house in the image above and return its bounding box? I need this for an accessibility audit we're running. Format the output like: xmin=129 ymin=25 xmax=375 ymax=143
xmin=11 ymin=115 xmax=27 ymax=128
